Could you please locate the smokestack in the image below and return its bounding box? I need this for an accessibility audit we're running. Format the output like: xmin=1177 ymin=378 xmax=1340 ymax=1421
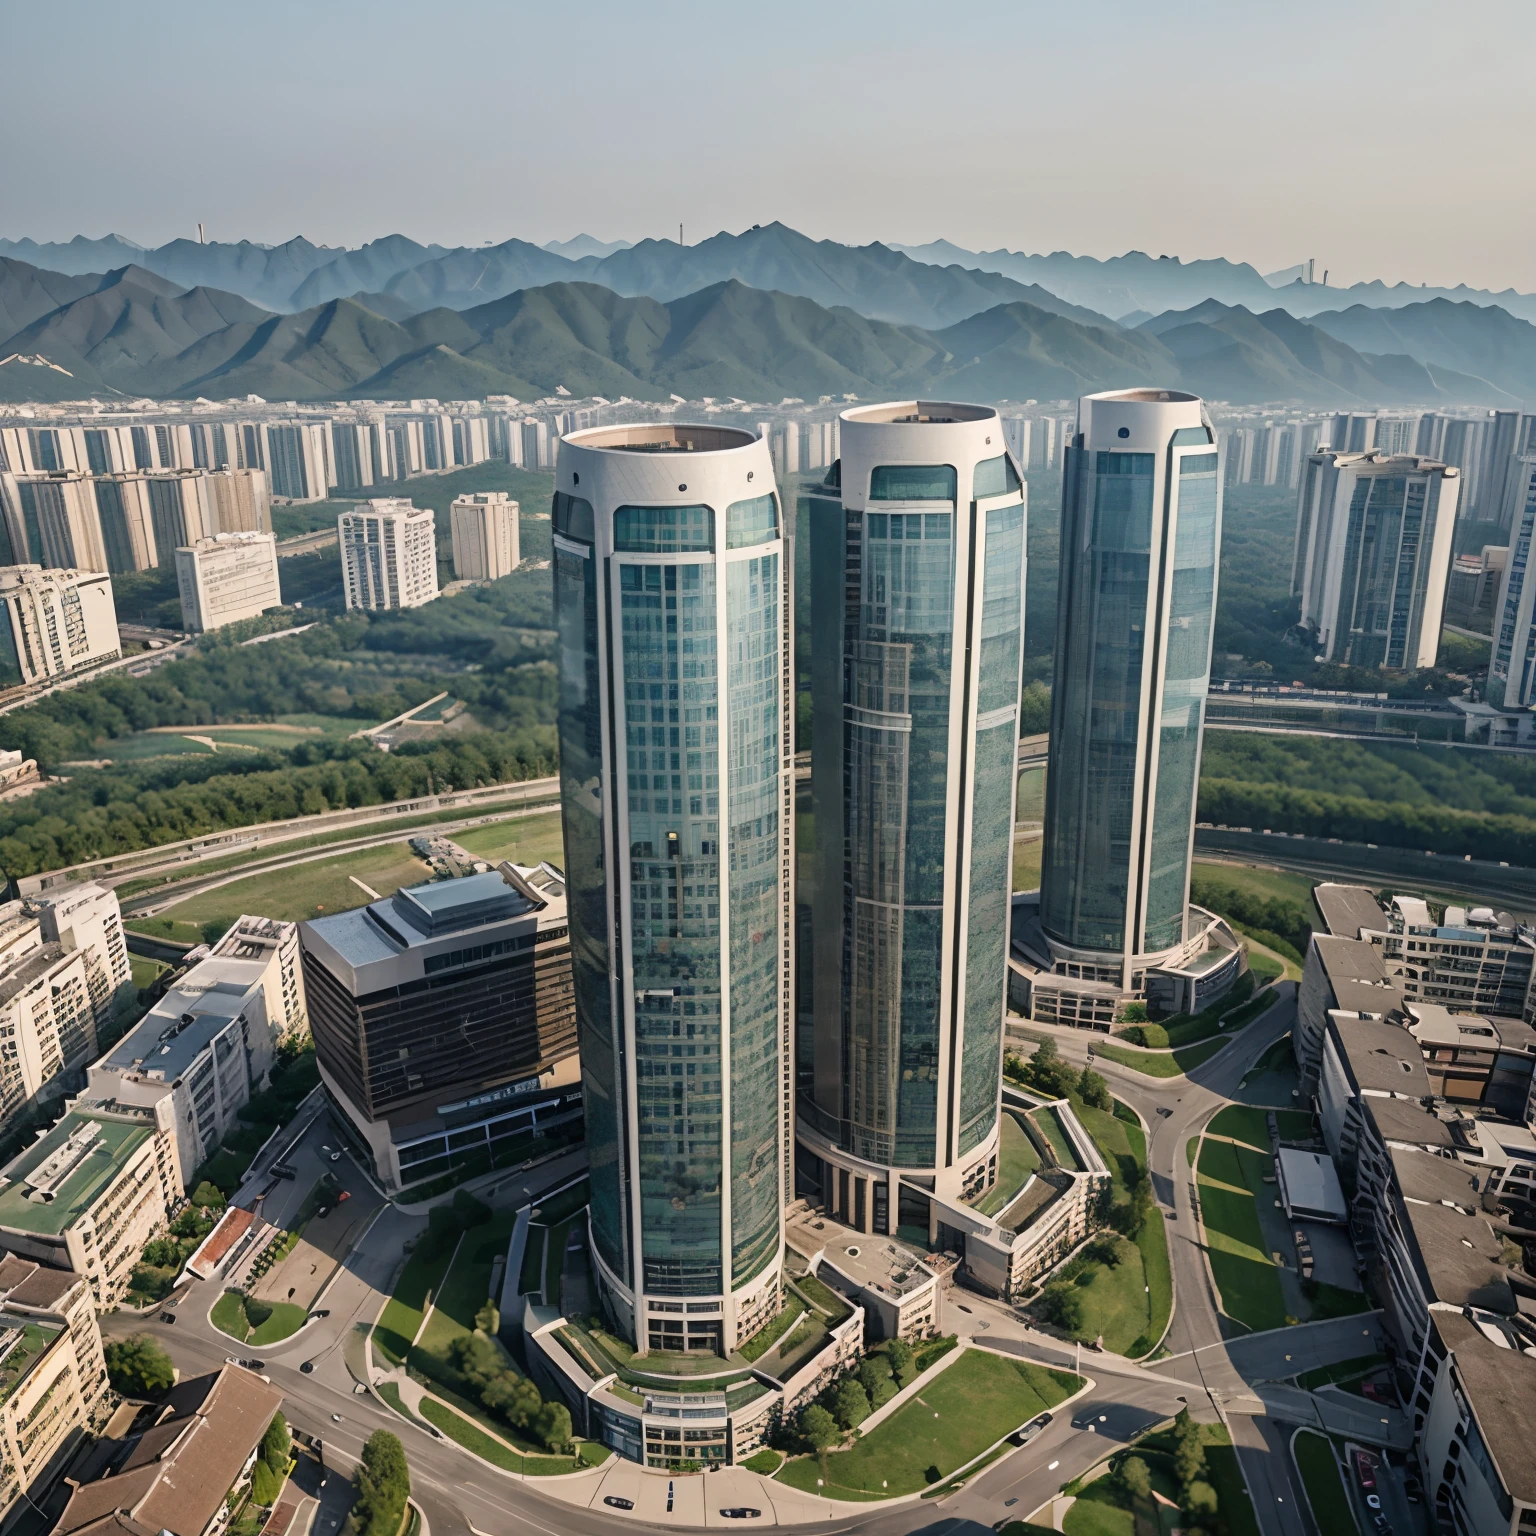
xmin=198 ymin=222 xmax=205 ymax=244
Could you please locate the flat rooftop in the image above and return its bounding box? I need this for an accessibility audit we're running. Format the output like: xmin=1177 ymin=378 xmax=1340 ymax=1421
xmin=0 ymin=1110 xmax=152 ymax=1236
xmin=0 ymin=1315 xmax=61 ymax=1407
xmin=1329 ymin=1014 xmax=1430 ymax=1096
xmin=105 ymin=958 xmax=267 ymax=1079
xmin=1313 ymin=935 xmax=1401 ymax=1014
xmin=1362 ymin=1095 xmax=1454 ymax=1150
xmin=1314 ymin=883 xmax=1386 ymax=940
xmin=1389 ymin=1148 xmax=1511 ymax=1311
xmin=784 ymin=1212 xmax=935 ymax=1302
xmin=1277 ymin=1147 xmax=1348 ymax=1222
xmin=1433 ymin=1310 xmax=1536 ymax=1504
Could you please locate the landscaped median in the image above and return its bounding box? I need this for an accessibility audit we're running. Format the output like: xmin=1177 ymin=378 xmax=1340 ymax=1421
xmin=1290 ymin=1429 xmax=1360 ymax=1536
xmin=1088 ymin=1038 xmax=1228 ymax=1078
xmin=211 ymin=1289 xmax=308 ymax=1346
xmin=775 ymin=1345 xmax=1084 ymax=1501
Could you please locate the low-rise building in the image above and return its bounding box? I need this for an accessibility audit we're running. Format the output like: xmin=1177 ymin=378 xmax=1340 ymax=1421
xmin=1318 ymin=1010 xmax=1432 ymax=1191
xmin=1312 ymin=882 xmax=1388 ymax=941
xmin=1369 ymin=897 xmax=1536 ymax=1020
xmin=1296 ymin=933 xmax=1403 ymax=1096
xmin=0 ymin=1100 xmax=182 ymax=1304
xmin=1405 ymin=1003 xmax=1536 ymax=1118
xmin=87 ymin=916 xmax=303 ymax=1187
xmin=49 ymin=1364 xmax=283 ymax=1536
xmin=0 ymin=1255 xmax=109 ymax=1528
xmin=0 ymin=567 xmax=119 ymax=686
xmin=784 ymin=1211 xmax=939 ymax=1343
xmin=302 ymin=864 xmax=579 ymax=1191
xmin=174 ymin=532 xmax=281 ymax=633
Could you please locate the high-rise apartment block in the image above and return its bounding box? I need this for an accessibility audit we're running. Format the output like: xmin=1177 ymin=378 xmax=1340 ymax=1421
xmin=264 ymin=422 xmax=330 ymax=502
xmin=1291 ymin=450 xmax=1460 ymax=669
xmin=338 ymin=499 xmax=439 ymax=610
xmin=0 ymin=906 xmax=95 ymax=1127
xmin=552 ymin=422 xmax=793 ymax=1357
xmin=35 ymin=883 xmax=132 ymax=1037
xmin=450 ymin=491 xmax=520 ymax=581
xmin=1018 ymin=390 xmax=1243 ymax=1027
xmin=800 ymin=402 xmax=1025 ymax=1230
xmin=302 ymin=865 xmax=579 ymax=1191
xmin=0 ymin=472 xmax=106 ymax=572
xmin=175 ymin=531 xmax=281 ymax=632
xmin=0 ymin=566 xmax=119 ymax=686
xmin=1487 ymin=457 xmax=1536 ymax=709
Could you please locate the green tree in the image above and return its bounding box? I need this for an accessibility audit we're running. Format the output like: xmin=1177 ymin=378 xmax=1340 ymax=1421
xmin=1077 ymin=1067 xmax=1112 ymax=1111
xmin=452 ymin=1189 xmax=491 ymax=1227
xmin=104 ymin=1336 xmax=175 ymax=1397
xmin=1040 ymin=1281 xmax=1084 ymax=1334
xmin=1172 ymin=1409 xmax=1207 ymax=1491
xmin=354 ymin=1430 xmax=410 ymax=1536
xmin=1121 ymin=1457 xmax=1152 ymax=1500
xmin=250 ymin=1460 xmax=283 ymax=1507
xmin=832 ymin=1378 xmax=870 ymax=1430
xmin=1185 ymin=1481 xmax=1219 ymax=1518
xmin=261 ymin=1412 xmax=290 ymax=1473
xmin=533 ymin=1401 xmax=572 ymax=1453
xmin=1119 ymin=1001 xmax=1149 ymax=1024
xmin=884 ymin=1338 xmax=916 ymax=1388
xmin=856 ymin=1355 xmax=894 ymax=1407
xmin=475 ymin=1299 xmax=500 ymax=1334
xmin=800 ymin=1403 xmax=838 ymax=1454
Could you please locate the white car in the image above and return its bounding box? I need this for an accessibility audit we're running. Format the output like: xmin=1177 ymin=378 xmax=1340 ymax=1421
xmin=1366 ymin=1496 xmax=1382 ymax=1511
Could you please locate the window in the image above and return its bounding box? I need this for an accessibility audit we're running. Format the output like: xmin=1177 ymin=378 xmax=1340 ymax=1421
xmin=552 ymin=492 xmax=593 ymax=541
xmin=614 ymin=504 xmax=713 ymax=552
xmin=725 ymin=492 xmax=778 ymax=549
xmin=869 ymin=464 xmax=956 ymax=501
xmin=973 ymin=454 xmax=1022 ymax=499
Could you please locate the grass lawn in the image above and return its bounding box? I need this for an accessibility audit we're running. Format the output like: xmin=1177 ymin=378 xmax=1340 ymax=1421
xmin=742 ymin=1448 xmax=783 ymax=1474
xmin=413 ymin=1213 xmax=515 ymax=1368
xmin=211 ymin=1290 xmax=307 ymax=1344
xmin=1153 ymin=971 xmax=1258 ymax=1048
xmin=1197 ymin=1135 xmax=1286 ymax=1332
xmin=374 ymin=1238 xmax=460 ymax=1365
xmin=796 ymin=1273 xmax=854 ymax=1325
xmin=453 ymin=811 xmax=564 ymax=866
xmin=1191 ymin=860 xmax=1319 ymax=910
xmin=1033 ymin=1105 xmax=1082 ymax=1170
xmin=741 ymin=1295 xmax=805 ymax=1363
xmin=1248 ymin=948 xmax=1284 ymax=984
xmin=1017 ymin=766 xmax=1046 ymax=823
xmin=544 ymin=1218 xmax=574 ymax=1307
xmin=1014 ymin=835 xmax=1042 ymax=892
xmin=1223 ymin=991 xmax=1281 ymax=1033
xmin=129 ymin=955 xmax=165 ymax=991
xmin=777 ymin=1349 xmax=1080 ymax=1500
xmin=140 ymin=844 xmax=432 ymax=935
xmin=518 ymin=1227 xmax=546 ymax=1297
xmin=975 ymin=1111 xmax=1042 ymax=1217
xmin=1063 ymin=1477 xmax=1135 ymax=1536
xmin=1293 ymin=1430 xmax=1359 ymax=1536
xmin=1208 ymin=1104 xmax=1314 ymax=1148
xmin=416 ymin=1395 xmax=579 ymax=1476
xmin=1205 ymin=1430 xmax=1263 ymax=1536
xmin=1093 ymin=1039 xmax=1228 ymax=1077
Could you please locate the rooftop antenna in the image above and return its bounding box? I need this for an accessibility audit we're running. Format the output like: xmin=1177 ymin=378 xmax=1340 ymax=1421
xmin=197 ymin=222 xmax=205 ymax=244
xmin=1322 ymin=269 xmax=1329 ymax=286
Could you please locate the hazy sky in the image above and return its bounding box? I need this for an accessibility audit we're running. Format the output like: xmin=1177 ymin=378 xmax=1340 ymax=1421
xmin=5 ymin=0 xmax=1533 ymax=292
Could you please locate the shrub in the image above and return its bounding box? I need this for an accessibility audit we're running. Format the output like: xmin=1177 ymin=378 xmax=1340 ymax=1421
xmin=250 ymin=1460 xmax=282 ymax=1507
xmin=884 ymin=1338 xmax=916 ymax=1388
xmin=1119 ymin=1002 xmax=1149 ymax=1024
xmin=417 ymin=1204 xmax=464 ymax=1261
xmin=1077 ymin=1067 xmax=1112 ymax=1111
xmin=800 ymin=1403 xmax=838 ymax=1453
xmin=832 ymin=1378 xmax=870 ymax=1430
xmin=533 ymin=1401 xmax=572 ymax=1453
xmin=474 ymin=1300 xmax=500 ymax=1334
xmin=261 ymin=1412 xmax=290 ymax=1472
xmin=452 ymin=1189 xmax=491 ymax=1228
xmin=1185 ymin=1481 xmax=1219 ymax=1518
xmin=354 ymin=1431 xmax=410 ymax=1536
xmin=1121 ymin=1457 xmax=1152 ymax=1499
xmin=1040 ymin=1281 xmax=1084 ymax=1334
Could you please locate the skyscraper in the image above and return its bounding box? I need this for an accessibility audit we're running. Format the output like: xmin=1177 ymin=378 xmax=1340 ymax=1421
xmin=1022 ymin=389 xmax=1243 ymax=1027
xmin=552 ymin=422 xmax=792 ymax=1356
xmin=450 ymin=491 xmax=520 ymax=581
xmin=1291 ymin=450 xmax=1459 ymax=668
xmin=338 ymin=499 xmax=439 ymax=611
xmin=1487 ymin=457 xmax=1536 ymax=710
xmin=800 ymin=402 xmax=1025 ymax=1233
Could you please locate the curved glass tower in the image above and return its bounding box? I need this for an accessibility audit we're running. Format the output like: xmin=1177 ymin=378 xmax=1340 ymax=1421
xmin=552 ymin=423 xmax=791 ymax=1356
xmin=801 ymin=402 xmax=1026 ymax=1229
xmin=1040 ymin=389 xmax=1221 ymax=977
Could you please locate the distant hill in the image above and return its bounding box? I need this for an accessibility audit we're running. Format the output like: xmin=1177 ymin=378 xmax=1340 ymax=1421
xmin=1 ymin=260 xmax=1505 ymax=406
xmin=542 ymin=235 xmax=632 ymax=259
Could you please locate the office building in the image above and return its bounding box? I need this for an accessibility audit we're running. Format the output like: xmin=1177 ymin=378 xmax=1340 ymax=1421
xmin=50 ymin=1364 xmax=284 ymax=1536
xmin=1020 ymin=390 xmax=1242 ymax=1027
xmin=203 ymin=468 xmax=270 ymax=535
xmin=450 ymin=492 xmax=519 ymax=582
xmin=338 ymin=499 xmax=438 ymax=611
xmin=0 ymin=473 xmax=107 ymax=572
xmin=799 ymin=401 xmax=1024 ymax=1235
xmin=1291 ymin=451 xmax=1460 ymax=668
xmin=551 ymin=420 xmax=793 ymax=1357
xmin=174 ymin=532 xmax=281 ymax=633
xmin=87 ymin=916 xmax=305 ymax=1186
xmin=0 ymin=1255 xmax=110 ymax=1528
xmin=0 ymin=567 xmax=119 ymax=687
xmin=302 ymin=864 xmax=579 ymax=1192
xmin=264 ymin=422 xmax=330 ymax=502
xmin=0 ymin=1098 xmax=181 ymax=1303
xmin=1487 ymin=458 xmax=1536 ymax=708
xmin=35 ymin=883 xmax=132 ymax=1040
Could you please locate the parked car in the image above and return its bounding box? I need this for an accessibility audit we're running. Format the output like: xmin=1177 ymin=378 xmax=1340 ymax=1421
xmin=1013 ymin=1413 xmax=1053 ymax=1446
xmin=1355 ymin=1450 xmax=1378 ymax=1490
xmin=602 ymin=1497 xmax=634 ymax=1511
xmin=160 ymin=1312 xmax=177 ymax=1324
xmin=719 ymin=1511 xmax=761 ymax=1521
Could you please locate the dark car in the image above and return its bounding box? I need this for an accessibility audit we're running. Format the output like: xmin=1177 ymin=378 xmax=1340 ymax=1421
xmin=1013 ymin=1413 xmax=1053 ymax=1445
xmin=720 ymin=1512 xmax=761 ymax=1521
xmin=1156 ymin=1106 xmax=1174 ymax=1118
xmin=602 ymin=1496 xmax=634 ymax=1511
xmin=300 ymin=1361 xmax=315 ymax=1374
xmin=243 ymin=1359 xmax=265 ymax=1370
xmin=1072 ymin=1409 xmax=1109 ymax=1430
xmin=160 ymin=1312 xmax=177 ymax=1324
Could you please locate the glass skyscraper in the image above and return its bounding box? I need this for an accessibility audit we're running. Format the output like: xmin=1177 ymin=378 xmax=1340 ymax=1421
xmin=800 ymin=402 xmax=1026 ymax=1233
xmin=1040 ymin=389 xmax=1222 ymax=977
xmin=552 ymin=423 xmax=792 ymax=1357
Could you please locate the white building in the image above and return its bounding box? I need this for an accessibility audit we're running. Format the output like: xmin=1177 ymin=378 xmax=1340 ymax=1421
xmin=338 ymin=499 xmax=438 ymax=611
xmin=90 ymin=472 xmax=158 ymax=572
xmin=175 ymin=532 xmax=281 ymax=633
xmin=1291 ymin=451 xmax=1460 ymax=669
xmin=0 ymin=473 xmax=107 ymax=572
xmin=35 ymin=883 xmax=132 ymax=1037
xmin=145 ymin=469 xmax=212 ymax=561
xmin=1487 ymin=457 xmax=1536 ymax=709
xmin=87 ymin=915 xmax=305 ymax=1185
xmin=449 ymin=492 xmax=519 ymax=582
xmin=203 ymin=468 xmax=271 ymax=534
xmin=0 ymin=566 xmax=119 ymax=685
xmin=0 ymin=905 xmax=96 ymax=1125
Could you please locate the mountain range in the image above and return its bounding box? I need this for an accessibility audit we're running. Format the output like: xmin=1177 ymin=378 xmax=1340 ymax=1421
xmin=8 ymin=223 xmax=1534 ymax=333
xmin=1 ymin=254 xmax=1527 ymax=407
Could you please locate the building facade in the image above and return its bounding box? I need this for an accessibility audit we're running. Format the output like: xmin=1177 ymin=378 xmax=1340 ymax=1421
xmin=1487 ymin=457 xmax=1536 ymax=709
xmin=1028 ymin=389 xmax=1236 ymax=1021
xmin=338 ymin=499 xmax=438 ymax=611
xmin=552 ymin=421 xmax=793 ymax=1357
xmin=1291 ymin=451 xmax=1460 ymax=668
xmin=302 ymin=865 xmax=579 ymax=1191
xmin=35 ymin=884 xmax=132 ymax=1040
xmin=174 ymin=532 xmax=281 ymax=633
xmin=799 ymin=401 xmax=1025 ymax=1233
xmin=450 ymin=492 xmax=520 ymax=582
xmin=0 ymin=566 xmax=119 ymax=686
